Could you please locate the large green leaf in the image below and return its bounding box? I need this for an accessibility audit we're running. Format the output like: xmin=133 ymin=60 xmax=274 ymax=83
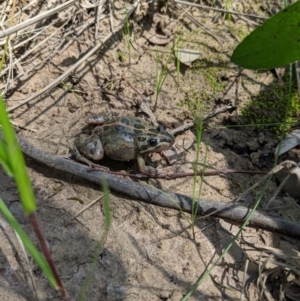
xmin=231 ymin=1 xmax=300 ymax=70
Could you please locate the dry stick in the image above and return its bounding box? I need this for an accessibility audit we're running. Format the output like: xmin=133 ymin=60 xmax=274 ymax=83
xmin=98 ymin=86 xmax=130 ymax=103
xmin=75 ymin=195 xmax=104 ymax=217
xmin=59 ymin=14 xmax=107 ymax=54
xmin=10 ymin=132 xmax=300 ymax=239
xmin=122 ymin=77 xmax=158 ymax=126
xmin=6 ymin=0 xmax=140 ymax=113
xmin=0 ymin=0 xmax=39 ymax=33
xmin=94 ymin=0 xmax=105 ymax=40
xmin=232 ymin=161 xmax=297 ymax=206
xmin=171 ymin=105 xmax=234 ymax=135
xmin=0 ymin=22 xmax=55 ymax=56
xmin=1 ymin=36 xmax=67 ymax=92
xmin=0 ymin=26 xmax=59 ymax=77
xmin=108 ymin=0 xmax=115 ymax=35
xmin=14 ymin=230 xmax=39 ymax=301
xmin=265 ymin=162 xmax=300 ymax=208
xmin=173 ymin=3 xmax=224 ymax=44
xmin=0 ymin=0 xmax=79 ymax=39
xmin=0 ymin=10 xmax=81 ymax=90
xmin=174 ymin=0 xmax=267 ymax=20
xmin=236 ymin=14 xmax=259 ymax=26
xmin=170 ymin=0 xmax=215 ymax=40
xmin=1 ymin=41 xmax=62 ymax=92
xmin=240 ymin=258 xmax=249 ymax=301
xmin=264 ymin=173 xmax=291 ymax=209
xmin=165 ymin=168 xmax=266 ymax=179
xmin=86 ymin=164 xmax=267 ymax=179
xmin=7 ymin=39 xmax=15 ymax=93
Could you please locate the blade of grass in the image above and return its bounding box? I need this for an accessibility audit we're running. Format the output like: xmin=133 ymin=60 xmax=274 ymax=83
xmin=0 ymin=98 xmax=36 ymax=214
xmin=0 ymin=96 xmax=69 ymax=299
xmin=0 ymin=199 xmax=57 ymax=288
xmin=180 ymin=178 xmax=271 ymax=300
xmin=191 ymin=118 xmax=205 ymax=239
xmin=0 ymin=139 xmax=13 ymax=176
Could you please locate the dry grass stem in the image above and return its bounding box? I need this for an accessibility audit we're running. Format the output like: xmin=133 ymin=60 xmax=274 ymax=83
xmin=0 ymin=0 xmax=79 ymax=39
xmin=6 ymin=0 xmax=140 ymax=112
xmin=174 ymin=0 xmax=267 ymax=20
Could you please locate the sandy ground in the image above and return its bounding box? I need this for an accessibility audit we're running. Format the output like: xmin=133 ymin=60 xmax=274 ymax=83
xmin=1 ymin=1 xmax=300 ymax=300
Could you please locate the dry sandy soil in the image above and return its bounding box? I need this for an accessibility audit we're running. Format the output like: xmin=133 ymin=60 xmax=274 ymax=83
xmin=1 ymin=1 xmax=300 ymax=300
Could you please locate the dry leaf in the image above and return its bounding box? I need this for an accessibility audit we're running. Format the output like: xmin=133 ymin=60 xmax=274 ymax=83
xmin=174 ymin=48 xmax=200 ymax=67
xmin=275 ymin=129 xmax=300 ymax=156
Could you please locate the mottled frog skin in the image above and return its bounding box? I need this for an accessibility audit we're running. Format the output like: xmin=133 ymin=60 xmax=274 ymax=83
xmin=73 ymin=115 xmax=175 ymax=176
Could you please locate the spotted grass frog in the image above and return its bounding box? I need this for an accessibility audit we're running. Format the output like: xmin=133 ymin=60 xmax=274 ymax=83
xmin=73 ymin=115 xmax=175 ymax=176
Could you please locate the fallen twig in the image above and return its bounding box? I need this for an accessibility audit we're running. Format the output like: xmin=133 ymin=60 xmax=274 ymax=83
xmin=7 ymin=131 xmax=300 ymax=239
xmin=174 ymin=0 xmax=267 ymax=20
xmin=85 ymin=166 xmax=267 ymax=179
xmin=171 ymin=105 xmax=235 ymax=135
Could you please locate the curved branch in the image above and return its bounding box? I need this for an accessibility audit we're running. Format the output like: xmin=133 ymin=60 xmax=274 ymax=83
xmin=13 ymin=133 xmax=300 ymax=239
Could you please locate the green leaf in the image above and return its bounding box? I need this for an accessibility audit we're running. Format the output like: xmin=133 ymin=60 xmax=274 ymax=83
xmin=231 ymin=1 xmax=300 ymax=70
xmin=0 ymin=138 xmax=13 ymax=176
xmin=0 ymin=199 xmax=58 ymax=288
xmin=0 ymin=98 xmax=36 ymax=214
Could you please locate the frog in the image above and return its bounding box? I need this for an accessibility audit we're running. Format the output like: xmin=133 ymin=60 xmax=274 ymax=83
xmin=73 ymin=115 xmax=175 ymax=176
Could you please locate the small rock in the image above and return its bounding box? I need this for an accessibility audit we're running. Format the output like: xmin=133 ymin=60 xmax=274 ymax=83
xmin=107 ymin=282 xmax=126 ymax=300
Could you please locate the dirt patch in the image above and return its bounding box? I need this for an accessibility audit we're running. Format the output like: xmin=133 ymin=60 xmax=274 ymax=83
xmin=1 ymin=1 xmax=300 ymax=300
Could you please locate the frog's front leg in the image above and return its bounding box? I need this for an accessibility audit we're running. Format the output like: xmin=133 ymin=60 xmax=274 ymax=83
xmin=73 ymin=134 xmax=105 ymax=168
xmin=136 ymin=153 xmax=163 ymax=177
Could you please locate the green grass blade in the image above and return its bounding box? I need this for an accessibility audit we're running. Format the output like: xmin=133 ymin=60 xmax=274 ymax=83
xmin=102 ymin=180 xmax=112 ymax=231
xmin=0 ymin=98 xmax=36 ymax=214
xmin=0 ymin=139 xmax=13 ymax=176
xmin=0 ymin=199 xmax=57 ymax=288
xmin=180 ymin=181 xmax=269 ymax=301
xmin=231 ymin=1 xmax=300 ymax=69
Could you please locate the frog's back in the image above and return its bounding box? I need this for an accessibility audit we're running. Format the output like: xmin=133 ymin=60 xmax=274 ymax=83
xmin=100 ymin=116 xmax=147 ymax=136
xmin=98 ymin=116 xmax=143 ymax=161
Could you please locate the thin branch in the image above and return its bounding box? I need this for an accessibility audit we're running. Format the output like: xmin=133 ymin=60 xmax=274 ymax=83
xmin=174 ymin=0 xmax=267 ymax=20
xmin=6 ymin=129 xmax=300 ymax=239
xmin=95 ymin=0 xmax=105 ymax=40
xmin=171 ymin=105 xmax=234 ymax=135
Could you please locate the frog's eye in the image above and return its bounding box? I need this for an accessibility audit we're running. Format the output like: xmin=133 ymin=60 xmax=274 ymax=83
xmin=149 ymin=138 xmax=158 ymax=146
